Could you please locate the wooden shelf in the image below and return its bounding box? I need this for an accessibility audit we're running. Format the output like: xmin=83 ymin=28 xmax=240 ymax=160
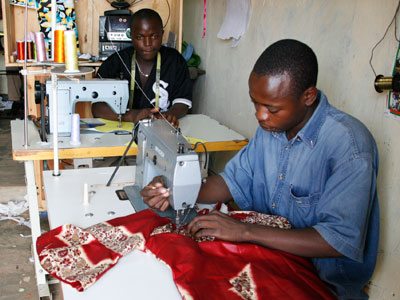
xmin=1 ymin=0 xmax=183 ymax=67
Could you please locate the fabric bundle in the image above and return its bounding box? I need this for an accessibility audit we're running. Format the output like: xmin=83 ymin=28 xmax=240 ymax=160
xmin=37 ymin=209 xmax=336 ymax=299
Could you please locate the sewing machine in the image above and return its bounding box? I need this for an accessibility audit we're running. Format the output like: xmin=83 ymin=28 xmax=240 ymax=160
xmin=46 ymin=79 xmax=129 ymax=136
xmin=123 ymin=117 xmax=202 ymax=226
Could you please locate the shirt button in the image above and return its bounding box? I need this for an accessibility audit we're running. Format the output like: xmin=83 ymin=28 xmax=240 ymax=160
xmin=279 ymin=174 xmax=283 ymax=180
xmin=297 ymin=137 xmax=301 ymax=142
xmin=285 ymin=146 xmax=289 ymax=150
xmin=272 ymin=202 xmax=276 ymax=208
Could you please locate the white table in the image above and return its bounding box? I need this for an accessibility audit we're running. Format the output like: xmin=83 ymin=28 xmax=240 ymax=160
xmin=11 ymin=114 xmax=248 ymax=299
xmin=43 ymin=166 xmax=181 ymax=300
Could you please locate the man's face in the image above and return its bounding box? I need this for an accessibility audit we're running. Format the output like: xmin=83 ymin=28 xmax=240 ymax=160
xmin=130 ymin=18 xmax=164 ymax=62
xmin=248 ymin=71 xmax=311 ymax=139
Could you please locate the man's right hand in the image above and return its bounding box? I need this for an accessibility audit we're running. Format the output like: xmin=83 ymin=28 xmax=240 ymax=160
xmin=140 ymin=176 xmax=171 ymax=212
xmin=126 ymin=107 xmax=160 ymax=123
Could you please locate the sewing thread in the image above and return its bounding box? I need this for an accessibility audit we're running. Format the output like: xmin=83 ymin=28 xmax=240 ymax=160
xmin=35 ymin=32 xmax=47 ymax=62
xmin=26 ymin=40 xmax=34 ymax=61
xmin=70 ymin=113 xmax=81 ymax=145
xmin=54 ymin=26 xmax=66 ymax=63
xmin=16 ymin=41 xmax=25 ymax=62
xmin=64 ymin=30 xmax=79 ymax=72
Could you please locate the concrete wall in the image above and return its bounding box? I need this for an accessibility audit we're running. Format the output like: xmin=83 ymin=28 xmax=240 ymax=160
xmin=183 ymin=1 xmax=400 ymax=299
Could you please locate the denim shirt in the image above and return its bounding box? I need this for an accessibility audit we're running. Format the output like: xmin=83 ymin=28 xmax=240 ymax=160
xmin=220 ymin=91 xmax=379 ymax=300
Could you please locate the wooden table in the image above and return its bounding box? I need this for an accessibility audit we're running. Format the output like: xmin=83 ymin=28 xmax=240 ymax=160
xmin=11 ymin=114 xmax=248 ymax=299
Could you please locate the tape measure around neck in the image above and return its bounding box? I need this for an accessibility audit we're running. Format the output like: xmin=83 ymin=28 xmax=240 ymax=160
xmin=129 ymin=51 xmax=161 ymax=110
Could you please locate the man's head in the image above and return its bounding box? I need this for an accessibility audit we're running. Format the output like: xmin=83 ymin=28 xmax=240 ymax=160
xmin=130 ymin=9 xmax=164 ymax=62
xmin=249 ymin=39 xmax=319 ymax=139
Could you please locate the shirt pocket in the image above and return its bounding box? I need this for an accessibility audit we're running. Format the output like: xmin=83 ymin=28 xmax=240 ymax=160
xmin=289 ymin=184 xmax=320 ymax=208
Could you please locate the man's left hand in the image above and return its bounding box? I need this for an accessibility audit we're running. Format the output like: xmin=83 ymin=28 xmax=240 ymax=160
xmin=187 ymin=210 xmax=247 ymax=242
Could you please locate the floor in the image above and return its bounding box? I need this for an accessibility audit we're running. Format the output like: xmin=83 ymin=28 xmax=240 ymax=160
xmin=0 ymin=103 xmax=62 ymax=300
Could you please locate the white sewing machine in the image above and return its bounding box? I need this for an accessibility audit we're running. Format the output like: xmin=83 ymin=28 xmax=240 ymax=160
xmin=123 ymin=117 xmax=202 ymax=226
xmin=32 ymin=114 xmax=246 ymax=300
xmin=46 ymin=79 xmax=129 ymax=136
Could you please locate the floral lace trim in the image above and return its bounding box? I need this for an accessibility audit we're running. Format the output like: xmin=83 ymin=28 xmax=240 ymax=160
xmin=150 ymin=211 xmax=291 ymax=241
xmin=229 ymin=264 xmax=258 ymax=300
xmin=150 ymin=223 xmax=215 ymax=242
xmin=87 ymin=223 xmax=145 ymax=254
xmin=230 ymin=211 xmax=291 ymax=229
xmin=40 ymin=245 xmax=119 ymax=290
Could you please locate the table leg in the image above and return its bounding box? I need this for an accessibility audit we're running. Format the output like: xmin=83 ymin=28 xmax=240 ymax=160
xmin=25 ymin=160 xmax=51 ymax=298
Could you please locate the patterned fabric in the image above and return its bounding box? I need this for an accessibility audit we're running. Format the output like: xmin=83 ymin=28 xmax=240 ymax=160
xmin=34 ymin=0 xmax=79 ymax=54
xmin=9 ymin=0 xmax=36 ymax=9
xmin=36 ymin=210 xmax=168 ymax=291
xmin=37 ymin=209 xmax=336 ymax=299
xmin=150 ymin=210 xmax=291 ymax=242
xmin=229 ymin=264 xmax=257 ymax=300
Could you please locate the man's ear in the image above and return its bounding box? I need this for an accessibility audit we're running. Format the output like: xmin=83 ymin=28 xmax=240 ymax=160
xmin=302 ymin=86 xmax=318 ymax=107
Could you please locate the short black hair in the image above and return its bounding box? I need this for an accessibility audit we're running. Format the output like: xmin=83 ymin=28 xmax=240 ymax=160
xmin=253 ymin=39 xmax=318 ymax=98
xmin=131 ymin=8 xmax=163 ymax=30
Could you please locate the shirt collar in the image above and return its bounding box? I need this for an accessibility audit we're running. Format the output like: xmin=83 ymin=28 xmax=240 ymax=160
xmin=296 ymin=90 xmax=329 ymax=148
xmin=270 ymin=90 xmax=329 ymax=148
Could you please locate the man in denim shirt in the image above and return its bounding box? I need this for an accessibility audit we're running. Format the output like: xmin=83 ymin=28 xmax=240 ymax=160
xmin=142 ymin=39 xmax=379 ymax=299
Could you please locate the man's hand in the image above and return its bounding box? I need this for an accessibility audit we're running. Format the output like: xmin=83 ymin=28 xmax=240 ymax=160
xmin=92 ymin=103 xmax=160 ymax=123
xmin=140 ymin=176 xmax=170 ymax=212
xmin=126 ymin=107 xmax=160 ymax=123
xmin=154 ymin=111 xmax=179 ymax=128
xmin=187 ymin=210 xmax=247 ymax=242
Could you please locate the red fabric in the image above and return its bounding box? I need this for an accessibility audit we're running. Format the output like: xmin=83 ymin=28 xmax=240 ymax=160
xmin=37 ymin=209 xmax=336 ymax=299
xmin=36 ymin=210 xmax=169 ymax=291
xmin=147 ymin=234 xmax=335 ymax=299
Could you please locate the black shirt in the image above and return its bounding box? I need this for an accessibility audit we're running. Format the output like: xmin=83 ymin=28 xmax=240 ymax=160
xmin=97 ymin=46 xmax=192 ymax=111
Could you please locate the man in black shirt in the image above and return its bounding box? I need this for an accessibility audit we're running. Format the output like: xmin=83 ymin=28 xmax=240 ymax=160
xmin=93 ymin=8 xmax=192 ymax=127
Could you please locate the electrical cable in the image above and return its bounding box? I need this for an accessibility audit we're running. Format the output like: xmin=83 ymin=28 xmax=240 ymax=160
xmin=369 ymin=0 xmax=400 ymax=76
xmin=97 ymin=4 xmax=197 ymax=188
xmin=163 ymin=0 xmax=171 ymax=29
xmin=191 ymin=142 xmax=208 ymax=170
xmin=61 ymin=159 xmax=73 ymax=166
xmin=106 ymin=122 xmax=139 ymax=186
xmin=94 ymin=3 xmax=177 ymax=134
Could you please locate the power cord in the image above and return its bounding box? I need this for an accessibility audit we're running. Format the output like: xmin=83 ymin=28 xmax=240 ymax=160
xmin=369 ymin=0 xmax=400 ymax=76
xmin=191 ymin=142 xmax=208 ymax=170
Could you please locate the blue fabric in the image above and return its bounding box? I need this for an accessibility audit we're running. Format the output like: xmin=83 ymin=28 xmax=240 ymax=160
xmin=182 ymin=43 xmax=194 ymax=62
xmin=220 ymin=91 xmax=379 ymax=300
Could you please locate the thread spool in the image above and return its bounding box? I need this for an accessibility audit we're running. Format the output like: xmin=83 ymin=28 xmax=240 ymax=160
xmin=83 ymin=183 xmax=89 ymax=205
xmin=70 ymin=113 xmax=81 ymax=145
xmin=16 ymin=41 xmax=25 ymax=62
xmin=35 ymin=32 xmax=47 ymax=62
xmin=64 ymin=30 xmax=79 ymax=72
xmin=54 ymin=26 xmax=66 ymax=63
xmin=26 ymin=40 xmax=34 ymax=61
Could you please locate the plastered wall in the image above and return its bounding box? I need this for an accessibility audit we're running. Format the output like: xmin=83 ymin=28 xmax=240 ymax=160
xmin=183 ymin=1 xmax=400 ymax=298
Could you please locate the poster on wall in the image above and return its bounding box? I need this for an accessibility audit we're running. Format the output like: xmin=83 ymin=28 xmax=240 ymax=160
xmin=9 ymin=0 xmax=36 ymax=9
xmin=387 ymin=44 xmax=400 ymax=117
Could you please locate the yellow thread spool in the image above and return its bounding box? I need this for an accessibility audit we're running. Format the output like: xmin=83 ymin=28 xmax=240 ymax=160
xmin=64 ymin=30 xmax=79 ymax=72
xmin=54 ymin=25 xmax=66 ymax=63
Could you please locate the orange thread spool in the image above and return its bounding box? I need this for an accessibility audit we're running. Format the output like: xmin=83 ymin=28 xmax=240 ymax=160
xmin=17 ymin=41 xmax=25 ymax=61
xmin=54 ymin=26 xmax=66 ymax=63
